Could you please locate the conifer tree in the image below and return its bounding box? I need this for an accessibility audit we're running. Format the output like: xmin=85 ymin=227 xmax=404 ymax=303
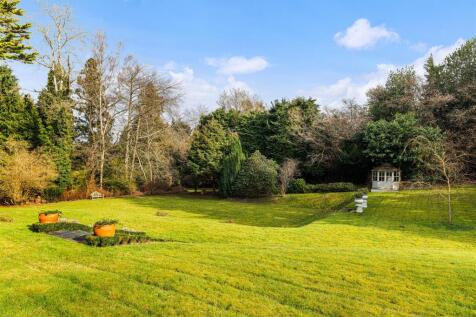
xmin=0 ymin=0 xmax=37 ymax=63
xmin=219 ymin=133 xmax=245 ymax=197
xmin=0 ymin=65 xmax=32 ymax=143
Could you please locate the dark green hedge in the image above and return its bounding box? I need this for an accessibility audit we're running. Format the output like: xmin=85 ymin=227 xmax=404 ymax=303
xmin=287 ymin=180 xmax=357 ymax=194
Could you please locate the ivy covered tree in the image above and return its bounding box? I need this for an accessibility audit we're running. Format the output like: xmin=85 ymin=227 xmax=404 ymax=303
xmin=36 ymin=66 xmax=74 ymax=190
xmin=218 ymin=133 xmax=245 ymax=197
xmin=0 ymin=0 xmax=37 ymax=63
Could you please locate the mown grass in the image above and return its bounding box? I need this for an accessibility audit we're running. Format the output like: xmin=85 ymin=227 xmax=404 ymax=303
xmin=0 ymin=188 xmax=475 ymax=316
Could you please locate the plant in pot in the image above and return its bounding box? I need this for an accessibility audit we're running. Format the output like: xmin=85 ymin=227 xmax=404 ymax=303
xmin=93 ymin=219 xmax=118 ymax=237
xmin=38 ymin=210 xmax=62 ymax=224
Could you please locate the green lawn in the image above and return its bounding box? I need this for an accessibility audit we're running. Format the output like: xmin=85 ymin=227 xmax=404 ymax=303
xmin=0 ymin=187 xmax=475 ymax=316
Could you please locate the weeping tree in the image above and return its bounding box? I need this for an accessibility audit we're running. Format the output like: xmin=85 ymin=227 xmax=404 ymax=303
xmin=219 ymin=133 xmax=245 ymax=197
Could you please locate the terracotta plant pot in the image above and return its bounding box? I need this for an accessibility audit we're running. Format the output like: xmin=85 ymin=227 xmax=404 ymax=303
xmin=38 ymin=213 xmax=60 ymax=224
xmin=94 ymin=224 xmax=116 ymax=237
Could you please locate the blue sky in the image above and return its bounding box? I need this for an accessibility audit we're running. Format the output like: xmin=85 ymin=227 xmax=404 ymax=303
xmin=11 ymin=0 xmax=476 ymax=111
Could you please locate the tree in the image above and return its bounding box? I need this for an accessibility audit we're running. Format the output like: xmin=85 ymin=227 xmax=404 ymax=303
xmin=218 ymin=133 xmax=245 ymax=197
xmin=232 ymin=151 xmax=278 ymax=198
xmin=0 ymin=65 xmax=34 ymax=143
xmin=217 ymin=88 xmax=265 ymax=112
xmin=36 ymin=66 xmax=74 ymax=190
xmin=408 ymin=135 xmax=466 ymax=224
xmin=363 ymin=113 xmax=441 ymax=176
xmin=186 ymin=118 xmax=230 ymax=188
xmin=75 ymin=33 xmax=122 ymax=189
xmin=36 ymin=3 xmax=84 ymax=95
xmin=279 ymin=158 xmax=298 ymax=196
xmin=265 ymin=97 xmax=320 ymax=163
xmin=367 ymin=67 xmax=421 ymax=121
xmin=420 ymin=39 xmax=476 ymax=176
xmin=0 ymin=0 xmax=37 ymax=63
xmin=0 ymin=139 xmax=57 ymax=204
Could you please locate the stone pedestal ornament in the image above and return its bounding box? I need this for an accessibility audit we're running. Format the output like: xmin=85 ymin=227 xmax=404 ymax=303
xmin=355 ymin=198 xmax=364 ymax=213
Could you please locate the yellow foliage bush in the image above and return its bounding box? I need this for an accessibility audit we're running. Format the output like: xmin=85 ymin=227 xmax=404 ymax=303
xmin=0 ymin=139 xmax=57 ymax=204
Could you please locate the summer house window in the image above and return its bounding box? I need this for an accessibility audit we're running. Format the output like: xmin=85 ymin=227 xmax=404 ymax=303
xmin=372 ymin=171 xmax=378 ymax=181
xmin=386 ymin=171 xmax=393 ymax=181
xmin=394 ymin=171 xmax=400 ymax=181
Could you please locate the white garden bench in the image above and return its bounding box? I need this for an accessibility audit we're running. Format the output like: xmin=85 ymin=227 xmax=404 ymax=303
xmin=90 ymin=191 xmax=104 ymax=199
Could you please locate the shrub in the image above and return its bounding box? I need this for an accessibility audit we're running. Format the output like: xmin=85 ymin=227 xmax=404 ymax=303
xmin=39 ymin=210 xmax=62 ymax=216
xmin=94 ymin=219 xmax=119 ymax=226
xmin=287 ymin=178 xmax=307 ymax=193
xmin=104 ymin=178 xmax=134 ymax=195
xmin=231 ymin=151 xmax=278 ymax=198
xmin=43 ymin=186 xmax=63 ymax=202
xmin=0 ymin=139 xmax=58 ymax=204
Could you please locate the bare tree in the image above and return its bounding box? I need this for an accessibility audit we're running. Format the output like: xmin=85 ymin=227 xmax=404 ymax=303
xmin=36 ymin=3 xmax=85 ymax=93
xmin=408 ymin=135 xmax=467 ymax=224
xmin=76 ymin=33 xmax=122 ymax=189
xmin=279 ymin=159 xmax=298 ymax=196
xmin=217 ymin=88 xmax=265 ymax=112
xmin=117 ymin=56 xmax=150 ymax=179
xmin=290 ymin=99 xmax=368 ymax=169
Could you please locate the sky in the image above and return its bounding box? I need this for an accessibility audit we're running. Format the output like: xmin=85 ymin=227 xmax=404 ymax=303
xmin=10 ymin=0 xmax=476 ymax=112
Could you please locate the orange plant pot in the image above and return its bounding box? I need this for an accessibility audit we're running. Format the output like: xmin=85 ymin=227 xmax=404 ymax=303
xmin=94 ymin=224 xmax=116 ymax=237
xmin=38 ymin=213 xmax=60 ymax=224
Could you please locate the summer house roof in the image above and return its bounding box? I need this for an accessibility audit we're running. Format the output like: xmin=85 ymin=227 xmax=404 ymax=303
xmin=371 ymin=164 xmax=400 ymax=171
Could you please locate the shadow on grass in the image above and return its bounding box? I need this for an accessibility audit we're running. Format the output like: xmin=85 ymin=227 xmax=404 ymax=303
xmin=127 ymin=193 xmax=354 ymax=228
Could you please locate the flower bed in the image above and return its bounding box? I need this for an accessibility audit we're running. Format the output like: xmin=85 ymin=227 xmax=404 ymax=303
xmin=29 ymin=222 xmax=157 ymax=247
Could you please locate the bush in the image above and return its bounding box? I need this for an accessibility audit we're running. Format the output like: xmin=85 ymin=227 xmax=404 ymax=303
xmin=0 ymin=139 xmax=58 ymax=204
xmin=104 ymin=178 xmax=134 ymax=195
xmin=231 ymin=151 xmax=278 ymax=198
xmin=39 ymin=210 xmax=62 ymax=216
xmin=287 ymin=178 xmax=307 ymax=193
xmin=94 ymin=219 xmax=119 ymax=226
xmin=308 ymin=182 xmax=357 ymax=193
xmin=43 ymin=186 xmax=63 ymax=202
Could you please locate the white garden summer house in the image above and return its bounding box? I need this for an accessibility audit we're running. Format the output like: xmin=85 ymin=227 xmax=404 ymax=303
xmin=371 ymin=164 xmax=401 ymax=192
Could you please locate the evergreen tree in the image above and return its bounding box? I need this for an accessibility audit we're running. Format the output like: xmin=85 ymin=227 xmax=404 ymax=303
xmin=0 ymin=0 xmax=37 ymax=63
xmin=186 ymin=118 xmax=230 ymax=188
xmin=218 ymin=133 xmax=245 ymax=197
xmin=36 ymin=66 xmax=74 ymax=190
xmin=231 ymin=150 xmax=279 ymax=198
xmin=0 ymin=65 xmax=32 ymax=143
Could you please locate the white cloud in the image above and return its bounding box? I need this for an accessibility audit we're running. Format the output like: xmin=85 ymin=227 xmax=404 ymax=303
xmin=206 ymin=56 xmax=269 ymax=74
xmin=302 ymin=39 xmax=464 ymax=108
xmin=168 ymin=66 xmax=255 ymax=112
xmin=168 ymin=66 xmax=220 ymax=110
xmin=412 ymin=38 xmax=465 ymax=77
xmin=334 ymin=18 xmax=399 ymax=49
xmin=225 ymin=75 xmax=252 ymax=91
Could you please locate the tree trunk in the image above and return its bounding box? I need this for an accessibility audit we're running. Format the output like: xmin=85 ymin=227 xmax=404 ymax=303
xmin=447 ymin=179 xmax=452 ymax=224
